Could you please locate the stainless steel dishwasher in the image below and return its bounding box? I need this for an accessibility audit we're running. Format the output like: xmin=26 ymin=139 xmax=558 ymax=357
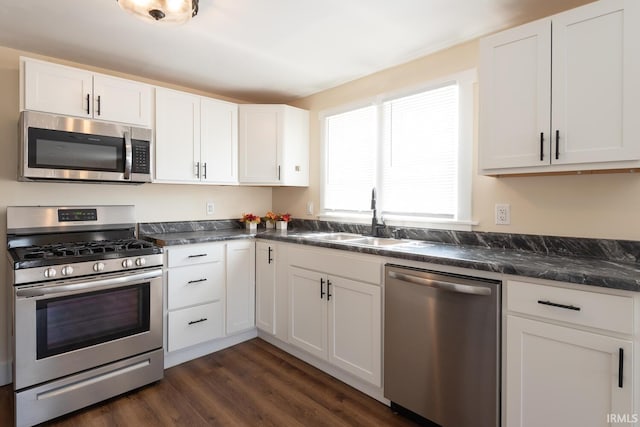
xmin=384 ymin=264 xmax=501 ymax=427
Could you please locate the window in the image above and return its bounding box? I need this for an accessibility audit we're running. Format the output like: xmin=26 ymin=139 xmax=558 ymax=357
xmin=321 ymin=70 xmax=475 ymax=229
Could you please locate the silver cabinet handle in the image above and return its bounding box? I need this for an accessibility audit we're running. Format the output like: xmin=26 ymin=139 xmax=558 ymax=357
xmin=388 ymin=271 xmax=492 ymax=296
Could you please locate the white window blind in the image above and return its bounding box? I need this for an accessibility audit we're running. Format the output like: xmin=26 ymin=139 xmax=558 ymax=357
xmin=321 ymin=69 xmax=474 ymax=228
xmin=381 ymin=84 xmax=459 ymax=217
xmin=324 ymin=105 xmax=376 ymax=212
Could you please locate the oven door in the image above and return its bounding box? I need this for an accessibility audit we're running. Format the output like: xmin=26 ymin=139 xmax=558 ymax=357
xmin=13 ymin=268 xmax=162 ymax=390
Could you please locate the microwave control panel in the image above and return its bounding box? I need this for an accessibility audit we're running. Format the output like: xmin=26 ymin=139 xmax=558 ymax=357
xmin=131 ymin=140 xmax=151 ymax=174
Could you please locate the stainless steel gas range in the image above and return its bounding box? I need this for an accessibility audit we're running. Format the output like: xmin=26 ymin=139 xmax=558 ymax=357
xmin=6 ymin=205 xmax=164 ymax=427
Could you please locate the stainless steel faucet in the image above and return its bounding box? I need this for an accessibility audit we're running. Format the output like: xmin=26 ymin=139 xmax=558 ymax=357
xmin=371 ymin=187 xmax=385 ymax=236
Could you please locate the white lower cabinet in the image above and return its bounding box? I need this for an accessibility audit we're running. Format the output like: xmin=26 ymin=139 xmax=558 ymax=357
xmin=505 ymin=280 xmax=636 ymax=427
xmin=287 ymin=247 xmax=382 ymax=387
xmin=256 ymin=241 xmax=276 ymax=335
xmin=164 ymin=240 xmax=256 ymax=355
xmin=168 ymin=302 xmax=224 ymax=352
xmin=165 ymin=243 xmax=226 ymax=352
xmin=226 ymin=240 xmax=256 ymax=335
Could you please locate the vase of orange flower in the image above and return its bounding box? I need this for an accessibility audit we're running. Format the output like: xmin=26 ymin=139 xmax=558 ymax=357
xmin=264 ymin=211 xmax=278 ymax=229
xmin=241 ymin=213 xmax=261 ymax=231
xmin=276 ymin=213 xmax=291 ymax=230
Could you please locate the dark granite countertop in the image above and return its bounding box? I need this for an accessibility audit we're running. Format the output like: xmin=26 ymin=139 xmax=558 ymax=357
xmin=140 ymin=226 xmax=640 ymax=292
xmin=141 ymin=229 xmax=256 ymax=246
xmin=258 ymin=230 xmax=640 ymax=292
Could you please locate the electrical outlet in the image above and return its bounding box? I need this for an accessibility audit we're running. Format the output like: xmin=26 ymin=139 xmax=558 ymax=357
xmin=206 ymin=201 xmax=215 ymax=216
xmin=306 ymin=201 xmax=314 ymax=215
xmin=495 ymin=204 xmax=510 ymax=225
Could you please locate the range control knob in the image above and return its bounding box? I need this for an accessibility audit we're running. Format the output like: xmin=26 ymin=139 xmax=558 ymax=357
xmin=44 ymin=267 xmax=57 ymax=278
xmin=61 ymin=266 xmax=74 ymax=276
xmin=135 ymin=258 xmax=146 ymax=267
xmin=93 ymin=262 xmax=105 ymax=272
xmin=122 ymin=259 xmax=133 ymax=268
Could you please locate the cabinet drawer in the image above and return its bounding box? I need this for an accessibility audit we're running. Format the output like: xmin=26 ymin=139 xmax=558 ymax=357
xmin=288 ymin=246 xmax=381 ymax=285
xmin=166 ymin=243 xmax=224 ymax=268
xmin=167 ymin=262 xmax=224 ymax=310
xmin=167 ymin=302 xmax=224 ymax=352
xmin=507 ymin=280 xmax=633 ymax=334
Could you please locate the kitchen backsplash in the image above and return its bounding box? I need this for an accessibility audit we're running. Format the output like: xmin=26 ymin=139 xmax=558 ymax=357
xmin=139 ymin=218 xmax=640 ymax=264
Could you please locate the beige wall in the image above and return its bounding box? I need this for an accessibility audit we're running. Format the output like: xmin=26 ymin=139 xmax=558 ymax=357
xmin=0 ymin=45 xmax=272 ymax=380
xmin=274 ymin=38 xmax=640 ymax=241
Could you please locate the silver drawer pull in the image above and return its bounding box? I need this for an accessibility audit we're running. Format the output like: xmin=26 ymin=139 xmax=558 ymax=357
xmin=537 ymin=300 xmax=581 ymax=311
xmin=188 ymin=318 xmax=208 ymax=325
xmin=187 ymin=278 xmax=207 ymax=284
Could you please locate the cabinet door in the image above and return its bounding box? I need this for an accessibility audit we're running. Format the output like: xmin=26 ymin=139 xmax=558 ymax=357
xmin=93 ymin=74 xmax=151 ymax=127
xmin=155 ymin=88 xmax=201 ymax=182
xmin=200 ymin=98 xmax=238 ymax=184
xmin=506 ymin=315 xmax=633 ymax=427
xmin=288 ymin=266 xmax=327 ymax=360
xmin=328 ymin=276 xmax=381 ymax=386
xmin=256 ymin=242 xmax=276 ymax=335
xmin=24 ymin=60 xmax=93 ymax=118
xmin=280 ymin=106 xmax=309 ymax=187
xmin=226 ymin=241 xmax=255 ymax=335
xmin=551 ymin=0 xmax=640 ymax=164
xmin=479 ymin=19 xmax=551 ymax=170
xmin=239 ymin=105 xmax=281 ymax=184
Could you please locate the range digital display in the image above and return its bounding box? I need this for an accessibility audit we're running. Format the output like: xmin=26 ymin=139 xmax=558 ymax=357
xmin=58 ymin=208 xmax=98 ymax=222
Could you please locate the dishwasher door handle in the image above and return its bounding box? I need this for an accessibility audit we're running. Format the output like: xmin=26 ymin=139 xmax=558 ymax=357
xmin=388 ymin=271 xmax=492 ymax=296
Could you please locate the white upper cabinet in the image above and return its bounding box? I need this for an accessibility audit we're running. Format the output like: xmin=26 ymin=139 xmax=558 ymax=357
xmin=479 ymin=20 xmax=551 ymax=170
xmin=155 ymin=87 xmax=238 ymax=184
xmin=155 ymin=88 xmax=200 ymax=182
xmin=201 ymin=98 xmax=238 ymax=184
xmin=92 ymin=74 xmax=151 ymax=127
xmin=22 ymin=57 xmax=152 ymax=127
xmin=239 ymin=104 xmax=309 ymax=186
xmin=479 ymin=0 xmax=640 ymax=174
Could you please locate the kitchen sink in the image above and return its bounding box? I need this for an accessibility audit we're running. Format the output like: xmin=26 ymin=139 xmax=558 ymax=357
xmin=350 ymin=237 xmax=406 ymax=247
xmin=303 ymin=232 xmax=407 ymax=247
xmin=306 ymin=232 xmax=364 ymax=242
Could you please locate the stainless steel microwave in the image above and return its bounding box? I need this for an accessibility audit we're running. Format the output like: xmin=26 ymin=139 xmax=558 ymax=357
xmin=19 ymin=111 xmax=152 ymax=184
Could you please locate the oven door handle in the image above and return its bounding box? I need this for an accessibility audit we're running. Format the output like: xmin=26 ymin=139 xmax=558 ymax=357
xmin=16 ymin=269 xmax=162 ymax=299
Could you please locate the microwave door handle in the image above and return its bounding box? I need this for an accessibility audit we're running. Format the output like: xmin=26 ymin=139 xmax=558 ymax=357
xmin=124 ymin=130 xmax=132 ymax=180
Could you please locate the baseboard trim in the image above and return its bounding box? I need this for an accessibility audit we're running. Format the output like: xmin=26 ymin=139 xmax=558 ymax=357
xmin=258 ymin=331 xmax=388 ymax=404
xmin=164 ymin=328 xmax=258 ymax=369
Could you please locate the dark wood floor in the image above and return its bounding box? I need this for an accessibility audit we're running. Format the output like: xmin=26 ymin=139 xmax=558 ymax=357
xmin=0 ymin=338 xmax=418 ymax=426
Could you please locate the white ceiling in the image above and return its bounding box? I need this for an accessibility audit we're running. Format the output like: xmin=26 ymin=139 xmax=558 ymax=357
xmin=0 ymin=0 xmax=593 ymax=103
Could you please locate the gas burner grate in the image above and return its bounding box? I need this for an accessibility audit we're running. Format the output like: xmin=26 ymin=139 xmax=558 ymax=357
xmin=16 ymin=239 xmax=156 ymax=261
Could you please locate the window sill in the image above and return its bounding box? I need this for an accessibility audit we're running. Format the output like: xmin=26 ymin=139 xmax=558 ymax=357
xmin=318 ymin=213 xmax=477 ymax=232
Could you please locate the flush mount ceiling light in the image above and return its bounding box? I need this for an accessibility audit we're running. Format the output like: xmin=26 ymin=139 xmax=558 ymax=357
xmin=117 ymin=0 xmax=199 ymax=24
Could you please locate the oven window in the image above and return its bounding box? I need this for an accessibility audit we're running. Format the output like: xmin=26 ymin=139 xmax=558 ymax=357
xmin=36 ymin=284 xmax=150 ymax=359
xmin=28 ymin=127 xmax=124 ymax=172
